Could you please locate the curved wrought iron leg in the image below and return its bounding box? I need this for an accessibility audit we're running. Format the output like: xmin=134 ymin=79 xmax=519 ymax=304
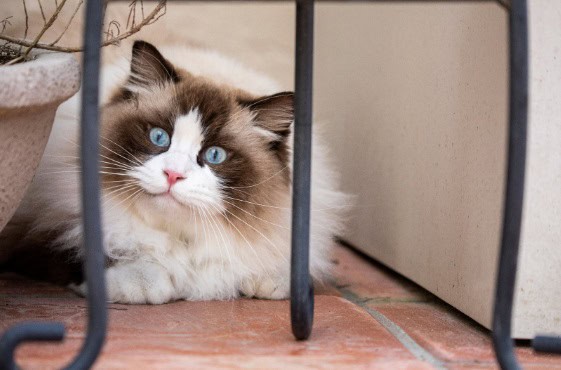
xmin=64 ymin=0 xmax=108 ymax=368
xmin=492 ymin=0 xmax=561 ymax=365
xmin=491 ymin=0 xmax=528 ymax=369
xmin=0 ymin=323 xmax=65 ymax=370
xmin=0 ymin=0 xmax=107 ymax=369
xmin=291 ymin=0 xmax=315 ymax=341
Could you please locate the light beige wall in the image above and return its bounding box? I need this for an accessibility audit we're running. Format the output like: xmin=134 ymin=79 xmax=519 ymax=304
xmin=315 ymin=1 xmax=561 ymax=339
xmin=514 ymin=0 xmax=561 ymax=338
xmin=315 ymin=2 xmax=509 ymax=331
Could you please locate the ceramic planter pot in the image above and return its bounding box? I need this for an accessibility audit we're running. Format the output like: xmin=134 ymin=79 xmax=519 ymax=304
xmin=0 ymin=52 xmax=80 ymax=231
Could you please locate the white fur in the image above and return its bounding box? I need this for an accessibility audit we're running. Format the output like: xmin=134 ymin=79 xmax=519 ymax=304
xmin=17 ymin=46 xmax=349 ymax=304
xmin=128 ymin=109 xmax=225 ymax=214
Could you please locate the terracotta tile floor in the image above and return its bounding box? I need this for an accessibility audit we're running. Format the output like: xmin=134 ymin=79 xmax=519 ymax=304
xmin=1 ymin=244 xmax=560 ymax=369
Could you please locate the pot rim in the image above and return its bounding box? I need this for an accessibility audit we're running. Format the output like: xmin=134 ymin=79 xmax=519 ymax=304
xmin=0 ymin=51 xmax=81 ymax=110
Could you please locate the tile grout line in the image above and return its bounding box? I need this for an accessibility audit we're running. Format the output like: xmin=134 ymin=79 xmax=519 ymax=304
xmin=339 ymin=288 xmax=448 ymax=370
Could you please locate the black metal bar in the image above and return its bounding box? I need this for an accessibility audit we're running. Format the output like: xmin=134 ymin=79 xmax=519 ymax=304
xmin=491 ymin=0 xmax=528 ymax=369
xmin=0 ymin=323 xmax=65 ymax=370
xmin=291 ymin=0 xmax=315 ymax=341
xmin=534 ymin=336 xmax=561 ymax=354
xmin=0 ymin=0 xmax=107 ymax=368
xmin=64 ymin=0 xmax=108 ymax=368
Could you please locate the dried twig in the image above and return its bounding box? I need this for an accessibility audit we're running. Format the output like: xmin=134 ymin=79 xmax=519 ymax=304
xmin=37 ymin=0 xmax=47 ymax=25
xmin=126 ymin=0 xmax=137 ymax=30
xmin=103 ymin=0 xmax=110 ymax=18
xmin=102 ymin=0 xmax=165 ymax=47
xmin=4 ymin=53 xmax=24 ymax=65
xmin=0 ymin=16 xmax=13 ymax=34
xmin=49 ymin=0 xmax=84 ymax=46
xmin=20 ymin=0 xmax=68 ymax=59
xmin=21 ymin=0 xmax=29 ymax=53
xmin=147 ymin=2 xmax=166 ymax=25
xmin=104 ymin=20 xmax=121 ymax=42
xmin=0 ymin=0 xmax=166 ymax=57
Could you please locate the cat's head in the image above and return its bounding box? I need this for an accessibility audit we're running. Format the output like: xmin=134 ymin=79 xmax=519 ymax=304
xmin=100 ymin=41 xmax=293 ymax=227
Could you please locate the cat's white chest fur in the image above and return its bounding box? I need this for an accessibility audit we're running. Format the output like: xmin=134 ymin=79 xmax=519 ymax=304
xmin=74 ymin=200 xmax=292 ymax=303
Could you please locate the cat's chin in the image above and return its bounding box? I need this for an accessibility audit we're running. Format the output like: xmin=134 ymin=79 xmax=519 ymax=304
xmin=148 ymin=191 xmax=216 ymax=213
xmin=150 ymin=192 xmax=185 ymax=208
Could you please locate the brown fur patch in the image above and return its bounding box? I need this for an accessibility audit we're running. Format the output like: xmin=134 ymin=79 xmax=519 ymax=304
xmin=0 ymin=219 xmax=83 ymax=284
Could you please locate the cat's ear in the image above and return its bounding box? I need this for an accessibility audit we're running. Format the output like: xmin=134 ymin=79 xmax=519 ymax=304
xmin=241 ymin=92 xmax=294 ymax=142
xmin=127 ymin=40 xmax=179 ymax=90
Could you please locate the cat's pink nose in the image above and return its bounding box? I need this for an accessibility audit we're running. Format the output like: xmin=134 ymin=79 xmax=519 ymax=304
xmin=164 ymin=169 xmax=185 ymax=186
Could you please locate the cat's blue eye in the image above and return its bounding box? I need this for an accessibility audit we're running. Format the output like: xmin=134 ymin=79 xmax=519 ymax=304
xmin=149 ymin=127 xmax=170 ymax=147
xmin=204 ymin=146 xmax=227 ymax=165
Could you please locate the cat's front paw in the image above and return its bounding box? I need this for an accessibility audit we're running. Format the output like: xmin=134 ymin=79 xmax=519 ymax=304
xmin=107 ymin=261 xmax=178 ymax=304
xmin=72 ymin=261 xmax=178 ymax=304
xmin=241 ymin=276 xmax=289 ymax=300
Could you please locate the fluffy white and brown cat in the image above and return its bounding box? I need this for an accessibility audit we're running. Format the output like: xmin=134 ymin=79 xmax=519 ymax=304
xmin=0 ymin=41 xmax=348 ymax=304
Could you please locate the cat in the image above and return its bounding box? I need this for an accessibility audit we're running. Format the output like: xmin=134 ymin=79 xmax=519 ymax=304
xmin=0 ymin=41 xmax=349 ymax=304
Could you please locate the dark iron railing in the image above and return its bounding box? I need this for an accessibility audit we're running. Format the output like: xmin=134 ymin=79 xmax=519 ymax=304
xmin=0 ymin=0 xmax=107 ymax=369
xmin=1 ymin=0 xmax=559 ymax=369
xmin=491 ymin=1 xmax=529 ymax=368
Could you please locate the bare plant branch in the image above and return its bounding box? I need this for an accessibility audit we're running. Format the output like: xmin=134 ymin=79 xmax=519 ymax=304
xmin=37 ymin=0 xmax=47 ymax=24
xmin=0 ymin=16 xmax=13 ymax=34
xmin=147 ymin=2 xmax=166 ymax=26
xmin=20 ymin=0 xmax=68 ymax=59
xmin=0 ymin=33 xmax=81 ymax=52
xmin=102 ymin=0 xmax=165 ymax=47
xmin=49 ymin=0 xmax=84 ymax=46
xmin=22 ymin=0 xmax=29 ymax=39
xmin=126 ymin=0 xmax=137 ymax=30
xmin=5 ymin=54 xmax=24 ymax=65
xmin=104 ymin=20 xmax=121 ymax=42
xmin=21 ymin=0 xmax=29 ymax=53
xmin=0 ymin=0 xmax=167 ymax=55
